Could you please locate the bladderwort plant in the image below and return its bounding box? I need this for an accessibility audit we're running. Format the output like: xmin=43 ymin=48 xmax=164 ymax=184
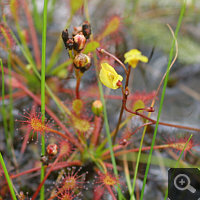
xmin=0 ymin=0 xmax=200 ymax=199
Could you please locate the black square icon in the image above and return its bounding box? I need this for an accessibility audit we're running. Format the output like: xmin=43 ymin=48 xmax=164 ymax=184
xmin=168 ymin=168 xmax=200 ymax=200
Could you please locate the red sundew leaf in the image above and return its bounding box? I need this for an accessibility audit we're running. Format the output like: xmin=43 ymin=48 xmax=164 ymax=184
xmin=59 ymin=140 xmax=73 ymax=158
xmin=20 ymin=127 xmax=32 ymax=155
xmin=56 ymin=191 xmax=76 ymax=200
xmin=97 ymin=16 xmax=121 ymax=41
xmin=96 ymin=171 xmax=119 ymax=188
xmin=57 ymin=167 xmax=86 ymax=194
xmin=0 ymin=23 xmax=16 ymax=49
xmin=70 ymin=0 xmax=83 ymax=15
xmin=17 ymin=108 xmax=52 ymax=140
xmin=164 ymin=135 xmax=196 ymax=157
xmin=93 ymin=185 xmax=104 ymax=200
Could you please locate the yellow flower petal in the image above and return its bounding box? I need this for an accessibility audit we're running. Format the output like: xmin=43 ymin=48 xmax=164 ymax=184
xmin=124 ymin=49 xmax=148 ymax=68
xmin=99 ymin=63 xmax=123 ymax=89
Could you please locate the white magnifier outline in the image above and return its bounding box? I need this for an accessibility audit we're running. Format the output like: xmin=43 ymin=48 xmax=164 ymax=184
xmin=174 ymin=174 xmax=196 ymax=193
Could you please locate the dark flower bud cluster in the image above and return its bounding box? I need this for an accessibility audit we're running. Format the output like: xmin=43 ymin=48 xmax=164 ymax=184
xmin=62 ymin=21 xmax=92 ymax=73
xmin=62 ymin=21 xmax=91 ymax=52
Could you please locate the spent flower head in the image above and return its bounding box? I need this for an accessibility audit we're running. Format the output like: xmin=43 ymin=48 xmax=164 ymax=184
xmin=124 ymin=49 xmax=148 ymax=68
xmin=73 ymin=53 xmax=91 ymax=73
xmin=99 ymin=63 xmax=123 ymax=89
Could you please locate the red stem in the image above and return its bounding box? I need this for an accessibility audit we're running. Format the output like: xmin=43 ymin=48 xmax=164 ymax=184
xmin=75 ymin=75 xmax=81 ymax=99
xmin=32 ymin=156 xmax=60 ymax=200
xmin=0 ymin=90 xmax=26 ymax=100
xmin=125 ymin=106 xmax=200 ymax=132
xmin=105 ymin=185 xmax=117 ymax=200
xmin=91 ymin=116 xmax=102 ymax=146
xmin=10 ymin=160 xmax=81 ymax=180
xmin=113 ymin=65 xmax=131 ymax=143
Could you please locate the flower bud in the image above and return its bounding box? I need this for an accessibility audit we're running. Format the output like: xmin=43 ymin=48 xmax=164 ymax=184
xmin=62 ymin=29 xmax=69 ymax=49
xmin=73 ymin=53 xmax=91 ymax=73
xmin=66 ymin=38 xmax=74 ymax=50
xmin=92 ymin=100 xmax=103 ymax=116
xmin=73 ymin=33 xmax=86 ymax=51
xmin=82 ymin=21 xmax=91 ymax=39
xmin=46 ymin=144 xmax=58 ymax=156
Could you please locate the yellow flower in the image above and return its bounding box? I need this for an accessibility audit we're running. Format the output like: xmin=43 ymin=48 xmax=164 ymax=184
xmin=124 ymin=49 xmax=148 ymax=68
xmin=99 ymin=63 xmax=123 ymax=89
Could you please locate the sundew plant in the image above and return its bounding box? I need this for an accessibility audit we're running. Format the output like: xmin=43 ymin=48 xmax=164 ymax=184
xmin=0 ymin=0 xmax=200 ymax=199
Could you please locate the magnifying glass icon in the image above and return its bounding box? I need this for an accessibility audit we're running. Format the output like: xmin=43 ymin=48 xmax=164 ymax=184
xmin=174 ymin=174 xmax=196 ymax=193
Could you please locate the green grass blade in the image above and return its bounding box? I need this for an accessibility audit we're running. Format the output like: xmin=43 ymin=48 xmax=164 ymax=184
xmin=8 ymin=50 xmax=14 ymax=140
xmin=97 ymin=77 xmax=125 ymax=200
xmin=0 ymin=58 xmax=9 ymax=144
xmin=40 ymin=0 xmax=48 ymax=199
xmin=32 ymin=0 xmax=42 ymax=32
xmin=0 ymin=152 xmax=17 ymax=200
xmin=140 ymin=2 xmax=186 ymax=199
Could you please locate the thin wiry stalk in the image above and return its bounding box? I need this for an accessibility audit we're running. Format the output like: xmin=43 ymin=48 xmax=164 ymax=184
xmin=40 ymin=0 xmax=48 ymax=199
xmin=140 ymin=2 xmax=186 ymax=199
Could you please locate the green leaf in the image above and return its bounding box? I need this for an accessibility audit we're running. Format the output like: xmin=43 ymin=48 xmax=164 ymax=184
xmin=83 ymin=41 xmax=100 ymax=54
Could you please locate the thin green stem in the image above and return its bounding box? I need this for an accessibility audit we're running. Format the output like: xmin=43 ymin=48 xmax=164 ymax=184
xmin=140 ymin=2 xmax=186 ymax=199
xmin=84 ymin=0 xmax=124 ymax=197
xmin=40 ymin=0 xmax=48 ymax=199
xmin=97 ymin=79 xmax=124 ymax=200
xmin=0 ymin=152 xmax=17 ymax=200
xmin=1 ymin=59 xmax=9 ymax=152
xmin=8 ymin=49 xmax=14 ymax=140
xmin=32 ymin=0 xmax=42 ymax=32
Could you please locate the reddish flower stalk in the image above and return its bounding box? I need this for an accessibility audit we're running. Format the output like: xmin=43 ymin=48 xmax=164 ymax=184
xmin=125 ymin=106 xmax=200 ymax=132
xmin=119 ymin=122 xmax=154 ymax=146
xmin=0 ymin=90 xmax=26 ymax=101
xmin=75 ymin=73 xmax=81 ymax=99
xmin=20 ymin=127 xmax=32 ymax=155
xmin=31 ymin=156 xmax=60 ymax=200
xmin=97 ymin=48 xmax=127 ymax=74
xmin=103 ymin=139 xmax=195 ymax=160
xmin=105 ymin=184 xmax=117 ymax=200
xmin=113 ymin=65 xmax=132 ymax=143
xmin=91 ymin=116 xmax=103 ymax=146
